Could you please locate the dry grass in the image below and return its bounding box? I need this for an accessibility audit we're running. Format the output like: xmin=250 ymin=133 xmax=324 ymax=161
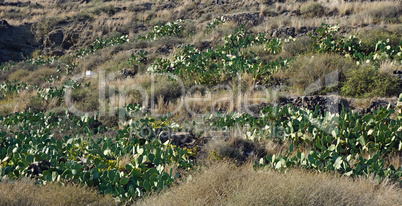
xmin=0 ymin=100 xmax=15 ymax=116
xmin=252 ymin=0 xmax=401 ymax=31
xmin=201 ymin=136 xmax=268 ymax=163
xmin=0 ymin=178 xmax=116 ymax=206
xmin=379 ymin=61 xmax=400 ymax=75
xmin=138 ymin=161 xmax=402 ymax=206
xmin=300 ymin=2 xmax=325 ymax=18
xmin=8 ymin=69 xmax=30 ymax=81
xmin=0 ymin=89 xmax=35 ymax=115
xmin=388 ymin=154 xmax=402 ymax=169
xmin=21 ymin=67 xmax=58 ymax=86
xmin=193 ymin=20 xmax=238 ymax=44
xmin=275 ymin=53 xmax=355 ymax=95
xmin=1 ymin=0 xmax=398 ymax=28
xmin=148 ymin=85 xmax=271 ymax=120
xmin=349 ymin=96 xmax=400 ymax=111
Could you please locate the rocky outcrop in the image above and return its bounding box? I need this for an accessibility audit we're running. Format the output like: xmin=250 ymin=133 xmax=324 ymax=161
xmin=0 ymin=20 xmax=40 ymax=63
xmin=44 ymin=29 xmax=64 ymax=48
xmin=160 ymin=132 xmax=196 ymax=147
xmin=245 ymin=95 xmax=399 ymax=115
xmin=266 ymin=25 xmax=354 ymax=38
xmin=393 ymin=70 xmax=402 ymax=82
xmin=224 ymin=12 xmax=264 ymax=27
xmin=27 ymin=160 xmax=52 ymax=176
xmin=41 ymin=28 xmax=81 ymax=56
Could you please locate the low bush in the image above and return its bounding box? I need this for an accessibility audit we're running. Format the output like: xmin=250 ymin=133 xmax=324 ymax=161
xmin=341 ymin=66 xmax=401 ymax=98
xmin=365 ymin=5 xmax=402 ymax=23
xmin=71 ymin=87 xmax=100 ymax=112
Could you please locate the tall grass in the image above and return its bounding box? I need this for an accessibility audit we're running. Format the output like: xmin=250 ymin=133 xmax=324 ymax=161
xmin=139 ymin=161 xmax=402 ymax=206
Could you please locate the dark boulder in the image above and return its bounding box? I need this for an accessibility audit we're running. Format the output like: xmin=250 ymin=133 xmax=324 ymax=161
xmin=45 ymin=29 xmax=64 ymax=47
xmin=160 ymin=132 xmax=196 ymax=147
xmin=27 ymin=160 xmax=52 ymax=176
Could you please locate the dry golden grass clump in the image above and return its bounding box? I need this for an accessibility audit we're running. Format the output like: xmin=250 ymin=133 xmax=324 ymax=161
xmin=0 ymin=178 xmax=116 ymax=206
xmin=301 ymin=2 xmax=325 ymax=18
xmin=138 ymin=161 xmax=402 ymax=206
xmin=275 ymin=53 xmax=355 ymax=96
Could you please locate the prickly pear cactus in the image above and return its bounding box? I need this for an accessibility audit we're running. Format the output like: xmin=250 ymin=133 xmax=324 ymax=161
xmin=398 ymin=93 xmax=402 ymax=106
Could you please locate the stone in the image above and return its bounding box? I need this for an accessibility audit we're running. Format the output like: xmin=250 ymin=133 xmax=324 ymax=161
xmin=161 ymin=132 xmax=196 ymax=147
xmin=45 ymin=30 xmax=64 ymax=47
xmin=0 ymin=20 xmax=10 ymax=29
xmin=62 ymin=32 xmax=79 ymax=49
xmin=27 ymin=160 xmax=52 ymax=176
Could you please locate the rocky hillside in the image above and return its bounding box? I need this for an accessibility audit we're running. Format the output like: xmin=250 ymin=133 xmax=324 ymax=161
xmin=0 ymin=1 xmax=402 ymax=205
xmin=1 ymin=0 xmax=400 ymax=62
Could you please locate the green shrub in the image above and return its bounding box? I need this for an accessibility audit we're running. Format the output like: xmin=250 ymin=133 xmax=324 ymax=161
xmin=341 ymin=66 xmax=401 ymax=98
xmin=71 ymin=87 xmax=100 ymax=112
xmin=301 ymin=3 xmax=325 ymax=18
xmin=28 ymin=96 xmax=46 ymax=112
xmin=149 ymin=26 xmax=290 ymax=86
